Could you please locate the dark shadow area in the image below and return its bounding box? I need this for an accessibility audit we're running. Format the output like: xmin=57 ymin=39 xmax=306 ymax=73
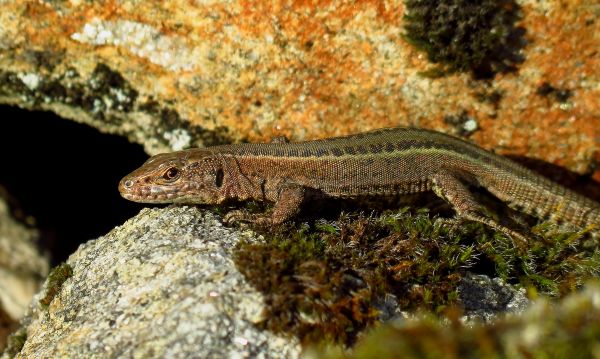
xmin=0 ymin=105 xmax=148 ymax=265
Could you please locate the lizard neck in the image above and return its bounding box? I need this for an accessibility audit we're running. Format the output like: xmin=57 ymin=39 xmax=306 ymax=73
xmin=219 ymin=155 xmax=265 ymax=203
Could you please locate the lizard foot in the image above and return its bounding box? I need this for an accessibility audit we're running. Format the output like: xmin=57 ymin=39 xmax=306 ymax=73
xmin=461 ymin=210 xmax=530 ymax=250
xmin=435 ymin=215 xmax=529 ymax=250
xmin=434 ymin=217 xmax=462 ymax=232
xmin=223 ymin=209 xmax=247 ymax=224
xmin=223 ymin=210 xmax=273 ymax=227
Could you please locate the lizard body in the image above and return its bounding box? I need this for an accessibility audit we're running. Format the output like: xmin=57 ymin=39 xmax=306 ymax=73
xmin=119 ymin=127 xmax=600 ymax=242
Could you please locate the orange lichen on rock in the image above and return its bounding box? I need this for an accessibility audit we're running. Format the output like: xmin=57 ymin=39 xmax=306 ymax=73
xmin=473 ymin=0 xmax=599 ymax=175
xmin=0 ymin=0 xmax=597 ymax=177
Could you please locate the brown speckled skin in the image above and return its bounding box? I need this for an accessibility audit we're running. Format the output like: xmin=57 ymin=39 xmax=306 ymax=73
xmin=119 ymin=127 xmax=600 ymax=241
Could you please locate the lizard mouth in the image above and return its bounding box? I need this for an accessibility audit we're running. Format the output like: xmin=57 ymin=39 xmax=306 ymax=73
xmin=118 ymin=178 xmax=203 ymax=203
xmin=120 ymin=190 xmax=181 ymax=203
xmin=119 ymin=178 xmax=185 ymax=203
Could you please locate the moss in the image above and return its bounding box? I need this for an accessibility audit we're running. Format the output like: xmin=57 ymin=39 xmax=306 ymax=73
xmin=3 ymin=328 xmax=27 ymax=358
xmin=234 ymin=203 xmax=600 ymax=346
xmin=403 ymin=0 xmax=524 ymax=78
xmin=39 ymin=263 xmax=73 ymax=309
xmin=235 ymin=209 xmax=489 ymax=345
xmin=519 ymin=223 xmax=600 ymax=295
xmin=316 ymin=281 xmax=600 ymax=359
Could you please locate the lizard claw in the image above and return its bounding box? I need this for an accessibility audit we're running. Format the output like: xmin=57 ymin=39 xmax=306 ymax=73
xmin=223 ymin=209 xmax=248 ymax=224
xmin=223 ymin=210 xmax=273 ymax=227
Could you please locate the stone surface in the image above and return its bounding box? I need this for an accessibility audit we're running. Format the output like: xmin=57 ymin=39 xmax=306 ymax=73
xmin=0 ymin=0 xmax=597 ymax=177
xmin=458 ymin=273 xmax=529 ymax=322
xmin=2 ymin=207 xmax=300 ymax=359
xmin=315 ymin=281 xmax=600 ymax=358
xmin=0 ymin=194 xmax=48 ymax=351
xmin=374 ymin=272 xmax=530 ymax=325
xmin=0 ymin=204 xmax=535 ymax=358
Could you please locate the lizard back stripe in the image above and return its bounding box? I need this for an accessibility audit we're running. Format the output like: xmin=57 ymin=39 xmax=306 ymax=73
xmin=212 ymin=127 xmax=548 ymax=184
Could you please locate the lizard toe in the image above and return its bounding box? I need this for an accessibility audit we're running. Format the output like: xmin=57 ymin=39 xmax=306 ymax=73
xmin=223 ymin=209 xmax=248 ymax=224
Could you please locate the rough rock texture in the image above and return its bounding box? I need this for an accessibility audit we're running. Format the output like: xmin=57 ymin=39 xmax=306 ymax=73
xmin=0 ymin=195 xmax=48 ymax=351
xmin=317 ymin=281 xmax=600 ymax=358
xmin=0 ymin=203 xmax=533 ymax=357
xmin=458 ymin=273 xmax=529 ymax=322
xmin=2 ymin=207 xmax=300 ymax=359
xmin=0 ymin=1 xmax=598 ymax=178
xmin=0 ymin=204 xmax=536 ymax=358
xmin=380 ymin=272 xmax=529 ymax=324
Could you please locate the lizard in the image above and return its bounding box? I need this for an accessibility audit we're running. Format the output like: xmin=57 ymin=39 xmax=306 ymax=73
xmin=119 ymin=127 xmax=600 ymax=244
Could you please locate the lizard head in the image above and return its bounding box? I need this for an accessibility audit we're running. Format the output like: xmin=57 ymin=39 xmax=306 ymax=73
xmin=119 ymin=149 xmax=225 ymax=204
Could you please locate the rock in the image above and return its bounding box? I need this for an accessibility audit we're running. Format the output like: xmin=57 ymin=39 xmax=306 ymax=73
xmin=0 ymin=1 xmax=598 ymax=176
xmin=2 ymin=207 xmax=299 ymax=359
xmin=0 ymin=194 xmax=48 ymax=351
xmin=317 ymin=281 xmax=600 ymax=358
xmin=458 ymin=273 xmax=529 ymax=322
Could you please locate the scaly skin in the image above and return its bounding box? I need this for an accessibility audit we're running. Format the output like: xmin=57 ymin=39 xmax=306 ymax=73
xmin=119 ymin=127 xmax=600 ymax=244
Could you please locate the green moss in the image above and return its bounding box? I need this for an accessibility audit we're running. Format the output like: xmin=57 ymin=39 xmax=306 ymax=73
xmin=4 ymin=328 xmax=27 ymax=358
xmin=39 ymin=263 xmax=74 ymax=309
xmin=403 ymin=0 xmax=524 ymax=78
xmin=233 ymin=204 xmax=600 ymax=346
xmin=316 ymin=281 xmax=600 ymax=359
xmin=235 ymin=209 xmax=487 ymax=345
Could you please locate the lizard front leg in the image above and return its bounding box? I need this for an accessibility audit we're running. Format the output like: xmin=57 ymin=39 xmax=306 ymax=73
xmin=224 ymin=183 xmax=305 ymax=226
xmin=431 ymin=170 xmax=529 ymax=248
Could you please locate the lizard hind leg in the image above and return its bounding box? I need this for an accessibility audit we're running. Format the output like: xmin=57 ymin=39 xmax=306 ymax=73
xmin=431 ymin=170 xmax=529 ymax=248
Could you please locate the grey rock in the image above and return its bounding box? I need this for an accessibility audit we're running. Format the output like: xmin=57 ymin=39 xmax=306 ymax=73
xmin=0 ymin=194 xmax=48 ymax=323
xmin=458 ymin=272 xmax=529 ymax=322
xmin=4 ymin=207 xmax=299 ymax=359
xmin=382 ymin=273 xmax=530 ymax=326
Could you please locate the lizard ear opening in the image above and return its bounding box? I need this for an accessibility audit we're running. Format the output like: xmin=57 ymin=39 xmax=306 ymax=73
xmin=215 ymin=168 xmax=224 ymax=188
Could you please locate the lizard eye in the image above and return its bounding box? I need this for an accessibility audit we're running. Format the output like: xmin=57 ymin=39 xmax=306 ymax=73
xmin=163 ymin=167 xmax=180 ymax=181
